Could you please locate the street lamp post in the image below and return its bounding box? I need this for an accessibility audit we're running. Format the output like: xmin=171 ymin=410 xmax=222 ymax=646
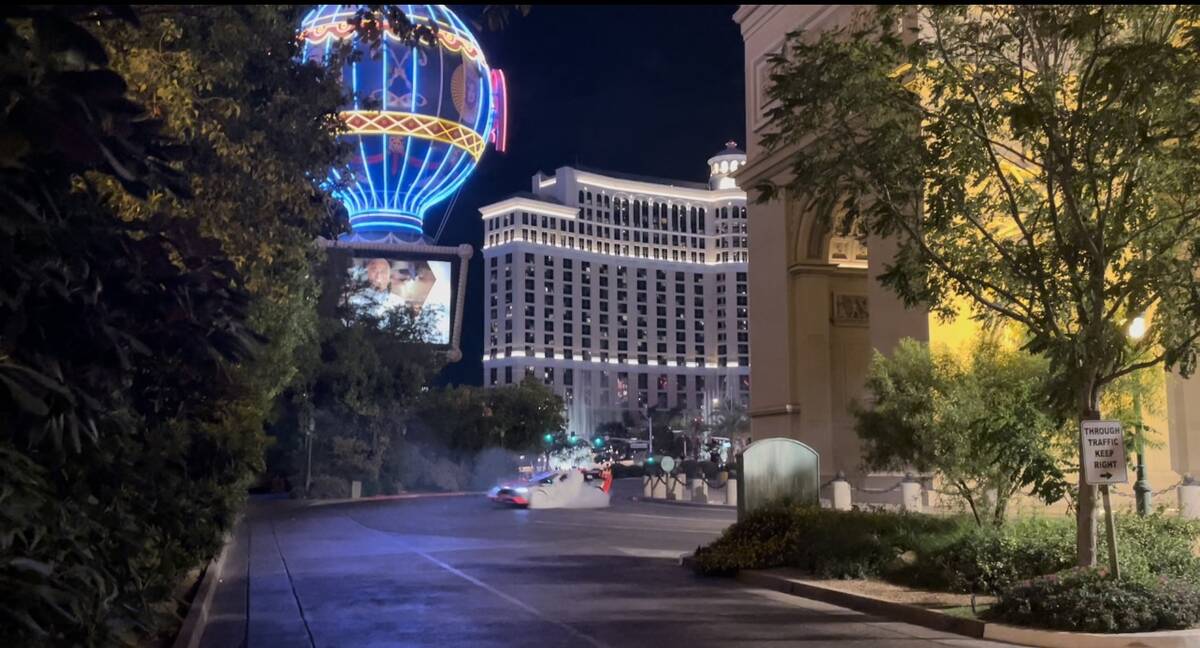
xmin=1129 ymin=315 xmax=1152 ymax=516
xmin=641 ymin=403 xmax=653 ymax=460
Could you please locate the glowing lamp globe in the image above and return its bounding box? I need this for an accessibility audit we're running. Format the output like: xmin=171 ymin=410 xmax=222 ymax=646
xmin=300 ymin=5 xmax=507 ymax=238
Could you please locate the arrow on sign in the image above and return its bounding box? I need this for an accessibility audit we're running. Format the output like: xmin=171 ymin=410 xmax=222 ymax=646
xmin=1101 ymin=472 xmax=1113 ymax=479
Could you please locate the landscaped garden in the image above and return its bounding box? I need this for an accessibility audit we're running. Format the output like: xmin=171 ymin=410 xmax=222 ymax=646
xmin=693 ymin=504 xmax=1200 ymax=632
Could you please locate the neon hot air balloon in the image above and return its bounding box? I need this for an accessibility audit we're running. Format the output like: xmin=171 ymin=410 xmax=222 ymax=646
xmin=300 ymin=4 xmax=507 ymax=239
xmin=303 ymin=5 xmax=506 ymax=362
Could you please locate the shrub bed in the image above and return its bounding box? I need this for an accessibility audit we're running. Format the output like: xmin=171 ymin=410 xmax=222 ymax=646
xmin=987 ymin=568 xmax=1200 ymax=632
xmin=693 ymin=504 xmax=1200 ymax=597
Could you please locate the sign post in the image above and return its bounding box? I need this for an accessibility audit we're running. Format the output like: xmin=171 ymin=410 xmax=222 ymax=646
xmin=1081 ymin=420 xmax=1128 ymax=578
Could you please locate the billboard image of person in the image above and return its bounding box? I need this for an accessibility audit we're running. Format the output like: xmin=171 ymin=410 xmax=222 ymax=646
xmin=346 ymin=257 xmax=452 ymax=343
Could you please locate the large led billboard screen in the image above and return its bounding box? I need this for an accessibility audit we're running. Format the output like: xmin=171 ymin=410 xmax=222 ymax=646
xmin=344 ymin=257 xmax=453 ymax=343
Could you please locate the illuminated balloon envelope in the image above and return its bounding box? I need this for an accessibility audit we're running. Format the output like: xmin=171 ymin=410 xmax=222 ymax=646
xmin=300 ymin=5 xmax=507 ymax=238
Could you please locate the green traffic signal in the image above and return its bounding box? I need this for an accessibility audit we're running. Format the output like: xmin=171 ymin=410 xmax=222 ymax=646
xmin=543 ymin=433 xmax=554 ymax=444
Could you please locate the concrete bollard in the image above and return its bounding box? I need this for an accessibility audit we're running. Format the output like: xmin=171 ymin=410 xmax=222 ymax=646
xmin=831 ymin=474 xmax=852 ymax=511
xmin=650 ymin=476 xmax=666 ymax=499
xmin=900 ymin=474 xmax=922 ymax=512
xmin=673 ymin=476 xmax=689 ymax=501
xmin=726 ymin=479 xmax=738 ymax=508
xmin=691 ymin=478 xmax=708 ymax=504
xmin=351 ymin=480 xmax=362 ymax=499
xmin=643 ymin=475 xmax=653 ymax=499
xmin=1180 ymin=477 xmax=1200 ymax=519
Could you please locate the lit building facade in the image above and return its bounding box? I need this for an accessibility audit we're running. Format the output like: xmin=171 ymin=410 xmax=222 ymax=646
xmin=481 ymin=144 xmax=751 ymax=438
xmin=734 ymin=4 xmax=1200 ymax=509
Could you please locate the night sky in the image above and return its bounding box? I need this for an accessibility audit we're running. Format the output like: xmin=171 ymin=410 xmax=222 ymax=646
xmin=431 ymin=5 xmax=746 ymax=386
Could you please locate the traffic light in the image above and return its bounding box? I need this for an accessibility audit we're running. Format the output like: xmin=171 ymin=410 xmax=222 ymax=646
xmin=543 ymin=433 xmax=554 ymax=444
xmin=593 ymin=437 xmax=605 ymax=448
xmin=568 ymin=434 xmax=577 ymax=445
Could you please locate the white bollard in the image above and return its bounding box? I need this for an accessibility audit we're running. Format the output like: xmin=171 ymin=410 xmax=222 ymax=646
xmin=832 ymin=477 xmax=852 ymax=511
xmin=643 ymin=475 xmax=653 ymax=499
xmin=900 ymin=475 xmax=922 ymax=512
xmin=1179 ymin=478 xmax=1200 ymax=519
xmin=691 ymin=478 xmax=708 ymax=504
xmin=650 ymin=476 xmax=666 ymax=499
xmin=726 ymin=479 xmax=738 ymax=507
xmin=351 ymin=480 xmax=362 ymax=499
xmin=673 ymin=476 xmax=689 ymax=501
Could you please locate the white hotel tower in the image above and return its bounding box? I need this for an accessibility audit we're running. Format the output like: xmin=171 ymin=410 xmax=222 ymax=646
xmin=481 ymin=143 xmax=750 ymax=439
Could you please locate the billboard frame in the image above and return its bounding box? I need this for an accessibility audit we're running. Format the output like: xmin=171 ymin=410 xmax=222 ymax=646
xmin=317 ymin=233 xmax=473 ymax=362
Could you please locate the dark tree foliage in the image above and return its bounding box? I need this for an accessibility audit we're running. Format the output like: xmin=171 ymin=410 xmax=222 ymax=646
xmin=0 ymin=6 xmax=260 ymax=645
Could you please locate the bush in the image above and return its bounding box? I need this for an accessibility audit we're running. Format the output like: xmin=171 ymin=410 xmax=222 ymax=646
xmin=1111 ymin=515 xmax=1200 ymax=584
xmin=693 ymin=505 xmax=965 ymax=578
xmin=693 ymin=506 xmax=1200 ymax=597
xmin=897 ymin=517 xmax=1075 ymax=593
xmin=692 ymin=507 xmax=796 ymax=576
xmin=988 ymin=568 xmax=1200 ymax=632
xmin=307 ymin=474 xmax=350 ymax=499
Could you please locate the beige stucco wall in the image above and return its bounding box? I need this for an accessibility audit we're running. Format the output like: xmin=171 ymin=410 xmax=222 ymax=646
xmin=735 ymin=4 xmax=1200 ymax=502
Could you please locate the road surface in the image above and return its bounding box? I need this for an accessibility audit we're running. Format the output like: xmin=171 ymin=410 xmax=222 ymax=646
xmin=198 ymin=480 xmax=1011 ymax=648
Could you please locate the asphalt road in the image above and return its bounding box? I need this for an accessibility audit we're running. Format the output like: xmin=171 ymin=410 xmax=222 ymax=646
xmin=199 ymin=480 xmax=1012 ymax=648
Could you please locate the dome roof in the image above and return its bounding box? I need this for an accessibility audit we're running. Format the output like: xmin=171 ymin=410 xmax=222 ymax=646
xmin=710 ymin=140 xmax=745 ymax=158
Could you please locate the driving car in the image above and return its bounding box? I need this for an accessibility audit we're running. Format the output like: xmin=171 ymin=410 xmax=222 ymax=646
xmin=488 ymin=468 xmax=613 ymax=507
xmin=488 ymin=471 xmax=557 ymax=506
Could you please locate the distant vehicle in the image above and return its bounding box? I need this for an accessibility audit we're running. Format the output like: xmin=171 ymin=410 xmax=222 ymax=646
xmin=488 ymin=470 xmax=557 ymax=506
xmin=488 ymin=468 xmax=612 ymax=508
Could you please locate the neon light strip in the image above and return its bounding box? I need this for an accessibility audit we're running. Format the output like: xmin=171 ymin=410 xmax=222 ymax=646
xmin=401 ymin=45 xmax=434 ymax=217
xmin=381 ymin=43 xmax=389 ymax=203
xmin=351 ymin=62 xmax=381 ymax=213
xmin=421 ymin=158 xmax=475 ymax=216
xmin=340 ymin=110 xmax=486 ymax=160
xmin=299 ymin=21 xmax=484 ymax=63
xmin=390 ymin=49 xmax=416 ymax=215
xmin=475 ymin=63 xmax=493 ymax=148
xmin=350 ymin=221 xmax=424 ymax=234
xmin=490 ymin=69 xmax=508 ymax=152
xmin=404 ymin=22 xmax=456 ymax=215
xmin=348 ymin=211 xmax=423 ymax=226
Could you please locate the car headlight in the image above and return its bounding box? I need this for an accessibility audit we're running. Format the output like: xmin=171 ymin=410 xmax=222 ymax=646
xmin=514 ymin=487 xmax=528 ymax=494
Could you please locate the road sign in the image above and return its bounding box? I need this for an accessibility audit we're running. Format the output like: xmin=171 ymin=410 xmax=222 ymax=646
xmin=1081 ymin=420 xmax=1128 ymax=485
xmin=660 ymin=456 xmax=676 ymax=473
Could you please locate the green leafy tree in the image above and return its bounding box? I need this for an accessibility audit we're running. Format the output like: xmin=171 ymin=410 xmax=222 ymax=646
xmin=855 ymin=339 xmax=1067 ymax=526
xmin=0 ymin=6 xmax=266 ymax=644
xmin=760 ymin=5 xmax=1200 ymax=565
xmin=487 ymin=378 xmax=568 ymax=451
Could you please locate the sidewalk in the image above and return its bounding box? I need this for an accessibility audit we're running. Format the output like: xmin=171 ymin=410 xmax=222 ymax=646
xmin=198 ymin=500 xmax=313 ymax=648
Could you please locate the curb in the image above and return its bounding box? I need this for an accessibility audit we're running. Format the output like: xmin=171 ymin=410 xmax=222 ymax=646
xmin=693 ymin=564 xmax=1200 ymax=648
xmin=172 ymin=516 xmax=240 ymax=648
xmin=630 ymin=495 xmax=736 ymax=510
xmin=735 ymin=570 xmax=985 ymax=639
xmin=304 ymin=491 xmax=484 ymax=507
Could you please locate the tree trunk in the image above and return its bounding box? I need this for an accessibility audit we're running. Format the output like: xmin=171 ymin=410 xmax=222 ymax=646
xmin=1077 ymin=398 xmax=1100 ymax=567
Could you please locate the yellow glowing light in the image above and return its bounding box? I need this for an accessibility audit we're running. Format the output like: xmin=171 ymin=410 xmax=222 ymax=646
xmin=1129 ymin=315 xmax=1147 ymax=341
xmin=340 ymin=111 xmax=485 ymax=160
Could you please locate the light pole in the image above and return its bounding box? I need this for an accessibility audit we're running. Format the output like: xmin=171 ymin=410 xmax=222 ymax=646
xmin=303 ymin=406 xmax=314 ymax=495
xmin=1129 ymin=315 xmax=1152 ymax=516
xmin=641 ymin=403 xmax=653 ymax=460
